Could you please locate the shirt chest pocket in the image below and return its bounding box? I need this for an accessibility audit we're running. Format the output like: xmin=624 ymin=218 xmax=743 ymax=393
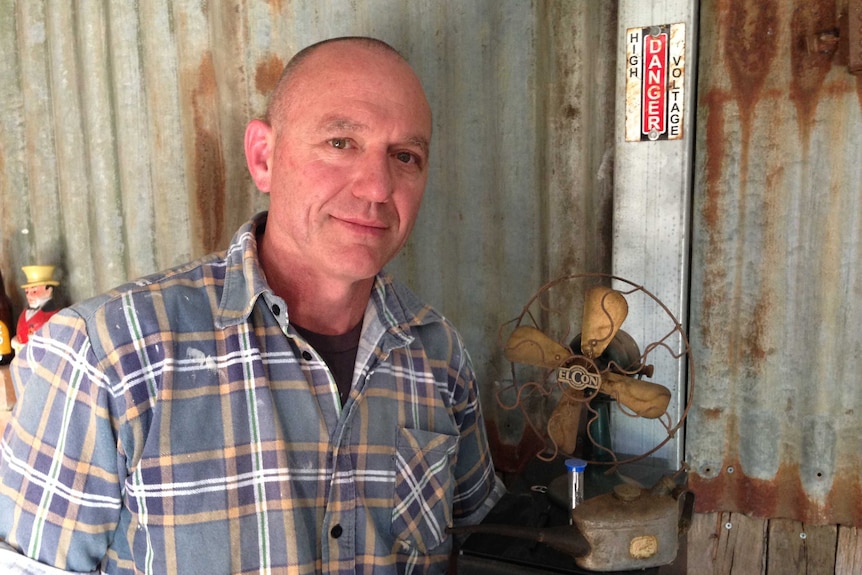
xmin=391 ymin=427 xmax=458 ymax=553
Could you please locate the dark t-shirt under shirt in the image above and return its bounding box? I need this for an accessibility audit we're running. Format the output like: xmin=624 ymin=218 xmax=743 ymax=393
xmin=293 ymin=321 xmax=362 ymax=406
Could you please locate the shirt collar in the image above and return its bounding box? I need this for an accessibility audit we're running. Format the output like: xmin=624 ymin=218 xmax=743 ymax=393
xmin=370 ymin=272 xmax=442 ymax=335
xmin=215 ymin=212 xmax=270 ymax=329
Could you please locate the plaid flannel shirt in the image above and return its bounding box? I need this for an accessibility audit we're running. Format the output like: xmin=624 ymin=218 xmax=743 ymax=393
xmin=0 ymin=213 xmax=503 ymax=574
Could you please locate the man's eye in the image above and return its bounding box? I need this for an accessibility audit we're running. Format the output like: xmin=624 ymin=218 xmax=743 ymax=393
xmin=329 ymin=138 xmax=349 ymax=149
xmin=395 ymin=151 xmax=418 ymax=164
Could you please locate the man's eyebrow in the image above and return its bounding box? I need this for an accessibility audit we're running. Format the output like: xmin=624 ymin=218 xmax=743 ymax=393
xmin=406 ymin=136 xmax=430 ymax=157
xmin=321 ymin=116 xmax=368 ymax=132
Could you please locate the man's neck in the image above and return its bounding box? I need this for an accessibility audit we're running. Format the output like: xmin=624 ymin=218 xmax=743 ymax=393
xmin=259 ymin=233 xmax=374 ymax=335
xmin=284 ymin=278 xmax=372 ymax=335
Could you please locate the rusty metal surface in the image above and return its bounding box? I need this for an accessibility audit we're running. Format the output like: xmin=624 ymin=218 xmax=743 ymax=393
xmin=848 ymin=0 xmax=862 ymax=73
xmin=687 ymin=0 xmax=862 ymax=526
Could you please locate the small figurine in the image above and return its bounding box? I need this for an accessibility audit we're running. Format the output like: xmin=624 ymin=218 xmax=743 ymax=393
xmin=12 ymin=265 xmax=61 ymax=351
xmin=0 ymin=268 xmax=14 ymax=366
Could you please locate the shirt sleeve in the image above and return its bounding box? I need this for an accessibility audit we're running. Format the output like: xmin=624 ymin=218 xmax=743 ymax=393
xmin=439 ymin=324 xmax=506 ymax=526
xmin=0 ymin=309 xmax=123 ymax=573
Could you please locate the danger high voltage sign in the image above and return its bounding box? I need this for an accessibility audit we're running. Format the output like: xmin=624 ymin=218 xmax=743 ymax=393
xmin=625 ymin=23 xmax=686 ymax=142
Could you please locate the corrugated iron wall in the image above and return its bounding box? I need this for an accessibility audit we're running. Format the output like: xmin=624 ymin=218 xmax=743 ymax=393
xmin=6 ymin=0 xmax=858 ymax=530
xmin=687 ymin=0 xmax=862 ymax=526
xmin=0 ymin=0 xmax=267 ymax=299
xmin=0 ymin=0 xmax=618 ymax=465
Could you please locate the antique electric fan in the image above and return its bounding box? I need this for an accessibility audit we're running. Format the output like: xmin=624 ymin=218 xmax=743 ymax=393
xmin=449 ymin=274 xmax=696 ymax=571
xmin=497 ymin=273 xmax=693 ymax=467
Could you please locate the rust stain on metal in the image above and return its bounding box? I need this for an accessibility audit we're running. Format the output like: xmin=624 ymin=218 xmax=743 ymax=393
xmin=192 ymin=51 xmax=226 ymax=252
xmin=0 ymin=144 xmax=4 ymax=202
xmin=790 ymin=0 xmax=838 ymax=146
xmin=564 ymin=103 xmax=580 ymax=121
xmin=700 ymin=407 xmax=724 ymax=420
xmin=743 ymin=299 xmax=772 ymax=362
xmin=717 ymin=0 xmax=781 ymax=376
xmin=700 ymin=92 xmax=730 ymax=234
xmin=266 ymin=0 xmax=286 ymax=13
xmin=697 ymin=89 xmax=731 ymax=349
xmin=850 ymin=1 xmax=862 ymax=73
xmin=722 ymin=0 xmax=779 ymax=128
xmin=255 ymin=54 xmax=284 ymax=98
xmin=826 ymin=466 xmax=862 ymax=527
xmin=852 ymin=7 xmax=862 ymax=109
xmin=692 ymin=461 xmax=862 ymax=527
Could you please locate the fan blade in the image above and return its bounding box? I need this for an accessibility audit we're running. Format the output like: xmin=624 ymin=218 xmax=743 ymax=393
xmin=504 ymin=325 xmax=573 ymax=369
xmin=600 ymin=371 xmax=670 ymax=419
xmin=547 ymin=388 xmax=584 ymax=455
xmin=581 ymin=287 xmax=628 ymax=359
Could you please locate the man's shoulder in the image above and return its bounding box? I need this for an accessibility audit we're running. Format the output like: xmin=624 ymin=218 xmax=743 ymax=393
xmin=68 ymin=214 xmax=263 ymax=323
xmin=377 ymin=274 xmax=468 ymax=356
xmin=376 ymin=273 xmax=446 ymax=328
xmin=70 ymin=251 xmax=229 ymax=321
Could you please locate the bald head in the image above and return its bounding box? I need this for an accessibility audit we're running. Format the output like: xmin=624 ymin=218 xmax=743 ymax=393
xmin=265 ymin=37 xmax=420 ymax=127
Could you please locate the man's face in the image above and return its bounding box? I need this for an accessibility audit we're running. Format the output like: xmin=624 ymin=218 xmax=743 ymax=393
xmin=24 ymin=285 xmax=52 ymax=309
xmin=258 ymin=44 xmax=432 ymax=284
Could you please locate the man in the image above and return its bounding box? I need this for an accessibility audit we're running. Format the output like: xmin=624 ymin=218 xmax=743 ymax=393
xmin=0 ymin=37 xmax=504 ymax=574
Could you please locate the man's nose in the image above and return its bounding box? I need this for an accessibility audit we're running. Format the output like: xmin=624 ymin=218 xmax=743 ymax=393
xmin=352 ymin=152 xmax=394 ymax=202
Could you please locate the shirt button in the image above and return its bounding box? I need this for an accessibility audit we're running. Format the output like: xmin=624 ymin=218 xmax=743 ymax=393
xmin=330 ymin=524 xmax=343 ymax=539
xmin=271 ymin=304 xmax=281 ymax=316
xmin=302 ymin=351 xmax=313 ymax=361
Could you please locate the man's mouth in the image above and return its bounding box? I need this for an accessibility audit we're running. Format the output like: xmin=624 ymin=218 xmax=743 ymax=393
xmin=335 ymin=216 xmax=389 ymax=234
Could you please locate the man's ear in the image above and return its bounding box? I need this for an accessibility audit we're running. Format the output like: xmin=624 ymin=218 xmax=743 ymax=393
xmin=244 ymin=119 xmax=275 ymax=192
